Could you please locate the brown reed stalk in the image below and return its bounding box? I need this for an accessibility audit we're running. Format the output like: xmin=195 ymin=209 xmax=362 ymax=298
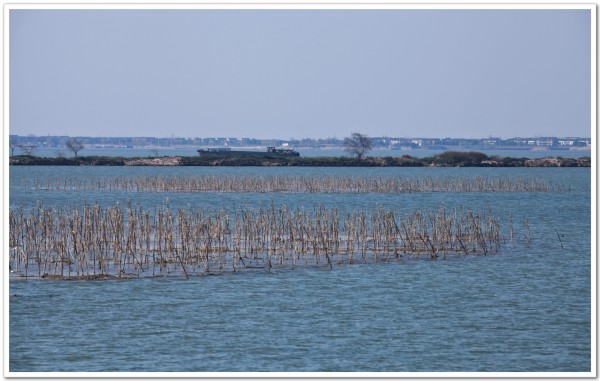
xmin=9 ymin=203 xmax=510 ymax=278
xmin=20 ymin=175 xmax=567 ymax=194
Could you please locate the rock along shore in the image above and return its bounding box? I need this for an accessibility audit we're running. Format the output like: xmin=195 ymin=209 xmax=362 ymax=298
xmin=9 ymin=151 xmax=591 ymax=167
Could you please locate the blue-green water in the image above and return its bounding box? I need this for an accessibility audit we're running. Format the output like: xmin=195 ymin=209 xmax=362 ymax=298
xmin=8 ymin=166 xmax=591 ymax=373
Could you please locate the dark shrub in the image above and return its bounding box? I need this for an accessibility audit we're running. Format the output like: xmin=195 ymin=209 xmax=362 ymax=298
xmin=433 ymin=151 xmax=489 ymax=166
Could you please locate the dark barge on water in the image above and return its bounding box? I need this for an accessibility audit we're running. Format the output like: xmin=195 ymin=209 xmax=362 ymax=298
xmin=197 ymin=146 xmax=300 ymax=158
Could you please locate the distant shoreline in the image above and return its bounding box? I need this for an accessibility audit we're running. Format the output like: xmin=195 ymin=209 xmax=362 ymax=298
xmin=9 ymin=152 xmax=591 ymax=167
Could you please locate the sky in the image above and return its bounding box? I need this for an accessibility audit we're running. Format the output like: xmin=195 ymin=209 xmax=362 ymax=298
xmin=9 ymin=7 xmax=592 ymax=139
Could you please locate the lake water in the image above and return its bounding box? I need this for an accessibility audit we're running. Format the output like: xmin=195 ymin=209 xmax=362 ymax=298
xmin=8 ymin=165 xmax=592 ymax=374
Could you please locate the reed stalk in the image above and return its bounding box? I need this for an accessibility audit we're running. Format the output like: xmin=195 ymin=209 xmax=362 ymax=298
xmin=9 ymin=203 xmax=511 ymax=279
xmin=20 ymin=175 xmax=568 ymax=194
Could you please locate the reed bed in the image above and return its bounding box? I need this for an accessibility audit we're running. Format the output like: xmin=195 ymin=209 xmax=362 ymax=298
xmin=19 ymin=175 xmax=568 ymax=194
xmin=10 ymin=203 xmax=507 ymax=279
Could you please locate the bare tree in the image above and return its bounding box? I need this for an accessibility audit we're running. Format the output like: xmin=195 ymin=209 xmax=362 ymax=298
xmin=66 ymin=138 xmax=85 ymax=158
xmin=18 ymin=144 xmax=37 ymax=156
xmin=9 ymin=139 xmax=17 ymax=156
xmin=343 ymin=132 xmax=372 ymax=159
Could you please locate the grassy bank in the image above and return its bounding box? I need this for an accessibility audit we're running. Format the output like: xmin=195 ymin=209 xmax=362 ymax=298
xmin=9 ymin=151 xmax=592 ymax=167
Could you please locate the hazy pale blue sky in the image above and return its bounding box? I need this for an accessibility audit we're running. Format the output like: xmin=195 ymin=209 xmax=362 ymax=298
xmin=10 ymin=8 xmax=592 ymax=139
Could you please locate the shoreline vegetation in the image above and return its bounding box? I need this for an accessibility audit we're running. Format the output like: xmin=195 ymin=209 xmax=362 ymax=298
xmin=9 ymin=151 xmax=592 ymax=167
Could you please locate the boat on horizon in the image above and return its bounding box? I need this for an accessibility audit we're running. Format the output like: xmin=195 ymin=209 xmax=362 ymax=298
xmin=197 ymin=146 xmax=300 ymax=158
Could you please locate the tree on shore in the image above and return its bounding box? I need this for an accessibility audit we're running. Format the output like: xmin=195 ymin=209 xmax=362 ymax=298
xmin=66 ymin=138 xmax=85 ymax=158
xmin=9 ymin=139 xmax=17 ymax=156
xmin=343 ymin=132 xmax=372 ymax=159
xmin=18 ymin=144 xmax=37 ymax=156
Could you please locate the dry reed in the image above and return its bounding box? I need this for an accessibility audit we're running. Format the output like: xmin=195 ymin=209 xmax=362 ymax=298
xmin=21 ymin=175 xmax=568 ymax=194
xmin=10 ymin=203 xmax=507 ymax=279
